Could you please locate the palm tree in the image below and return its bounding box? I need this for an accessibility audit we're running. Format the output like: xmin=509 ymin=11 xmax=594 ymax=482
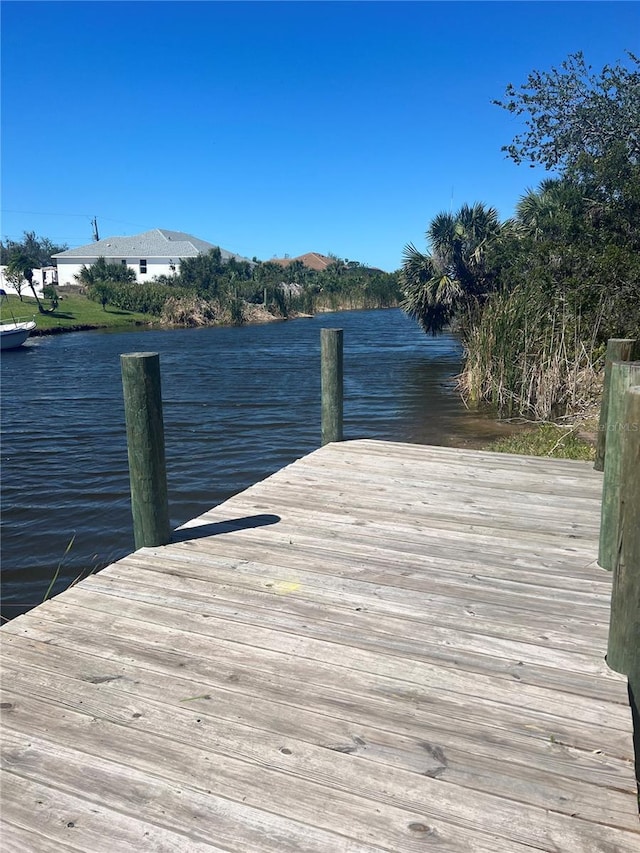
xmin=402 ymin=203 xmax=502 ymax=334
xmin=75 ymin=257 xmax=137 ymax=287
xmin=284 ymin=259 xmax=306 ymax=285
xmin=516 ymin=179 xmax=585 ymax=242
xmin=6 ymin=249 xmax=48 ymax=313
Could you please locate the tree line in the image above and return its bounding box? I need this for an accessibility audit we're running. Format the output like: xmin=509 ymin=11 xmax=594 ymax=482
xmin=76 ymin=249 xmax=402 ymax=324
xmin=402 ymin=52 xmax=640 ymax=419
xmin=1 ymin=230 xmax=401 ymax=325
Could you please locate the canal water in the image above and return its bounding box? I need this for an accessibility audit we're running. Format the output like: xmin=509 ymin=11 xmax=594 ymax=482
xmin=1 ymin=308 xmax=513 ymax=621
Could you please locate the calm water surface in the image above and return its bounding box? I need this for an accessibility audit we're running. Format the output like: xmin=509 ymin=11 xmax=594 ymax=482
xmin=1 ymin=308 xmax=513 ymax=620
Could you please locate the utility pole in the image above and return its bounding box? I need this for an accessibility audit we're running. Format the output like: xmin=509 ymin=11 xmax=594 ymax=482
xmin=91 ymin=217 xmax=100 ymax=242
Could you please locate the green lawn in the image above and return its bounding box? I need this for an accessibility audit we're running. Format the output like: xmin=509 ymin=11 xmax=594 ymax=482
xmin=0 ymin=294 xmax=157 ymax=333
xmin=485 ymin=423 xmax=596 ymax=461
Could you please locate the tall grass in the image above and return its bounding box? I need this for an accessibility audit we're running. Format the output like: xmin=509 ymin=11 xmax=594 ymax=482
xmin=459 ymin=282 xmax=603 ymax=419
xmin=42 ymin=535 xmax=76 ymax=602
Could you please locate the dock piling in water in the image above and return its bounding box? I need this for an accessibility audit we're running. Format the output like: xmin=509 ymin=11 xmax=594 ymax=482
xmin=321 ymin=328 xmax=343 ymax=445
xmin=120 ymin=352 xmax=170 ymax=549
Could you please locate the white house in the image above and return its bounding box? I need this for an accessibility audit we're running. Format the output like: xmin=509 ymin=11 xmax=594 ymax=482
xmin=52 ymin=229 xmax=253 ymax=286
xmin=0 ymin=266 xmax=55 ymax=297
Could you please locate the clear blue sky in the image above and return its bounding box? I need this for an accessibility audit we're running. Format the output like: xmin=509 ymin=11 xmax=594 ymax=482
xmin=1 ymin=1 xmax=637 ymax=271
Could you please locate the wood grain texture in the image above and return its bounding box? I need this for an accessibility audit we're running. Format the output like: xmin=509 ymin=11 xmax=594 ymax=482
xmin=608 ymin=386 xmax=640 ymax=677
xmin=120 ymin=352 xmax=170 ymax=548
xmin=594 ymin=339 xmax=639 ymax=471
xmin=599 ymin=361 xmax=640 ymax=570
xmin=1 ymin=439 xmax=638 ymax=851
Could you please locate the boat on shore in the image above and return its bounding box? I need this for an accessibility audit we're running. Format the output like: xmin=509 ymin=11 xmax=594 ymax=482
xmin=0 ymin=290 xmax=37 ymax=349
xmin=0 ymin=319 xmax=37 ymax=350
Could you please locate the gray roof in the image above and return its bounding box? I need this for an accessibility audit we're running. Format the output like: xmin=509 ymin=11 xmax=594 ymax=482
xmin=52 ymin=229 xmax=252 ymax=263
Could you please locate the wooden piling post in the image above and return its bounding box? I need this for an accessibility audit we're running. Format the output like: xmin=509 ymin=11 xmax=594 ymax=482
xmin=607 ymin=386 xmax=640 ymax=676
xmin=321 ymin=328 xmax=343 ymax=445
xmin=594 ymin=338 xmax=638 ymax=471
xmin=599 ymin=361 xmax=640 ymax=571
xmin=121 ymin=352 xmax=171 ymax=549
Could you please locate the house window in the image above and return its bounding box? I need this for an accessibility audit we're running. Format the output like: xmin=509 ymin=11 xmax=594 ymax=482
xmin=140 ymin=259 xmax=147 ymax=274
xmin=121 ymin=259 xmax=127 ymax=267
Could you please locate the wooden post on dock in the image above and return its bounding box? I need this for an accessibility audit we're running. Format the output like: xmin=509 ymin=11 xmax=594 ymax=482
xmin=120 ymin=352 xmax=171 ymax=549
xmin=599 ymin=361 xmax=640 ymax=571
xmin=606 ymin=385 xmax=640 ymax=676
xmin=594 ymin=338 xmax=638 ymax=471
xmin=321 ymin=328 xmax=343 ymax=445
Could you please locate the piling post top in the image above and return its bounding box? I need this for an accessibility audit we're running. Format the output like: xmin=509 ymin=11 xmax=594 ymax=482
xmin=120 ymin=352 xmax=160 ymax=361
xmin=607 ymin=339 xmax=639 ymax=347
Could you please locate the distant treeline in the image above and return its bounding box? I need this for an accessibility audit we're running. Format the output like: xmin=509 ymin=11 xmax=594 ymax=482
xmin=78 ymin=251 xmax=402 ymax=325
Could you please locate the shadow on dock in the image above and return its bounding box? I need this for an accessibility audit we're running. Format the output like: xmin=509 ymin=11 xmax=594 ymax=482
xmin=172 ymin=513 xmax=281 ymax=543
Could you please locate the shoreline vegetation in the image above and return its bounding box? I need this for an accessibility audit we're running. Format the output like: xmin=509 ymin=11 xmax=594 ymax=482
xmin=1 ymin=246 xmax=404 ymax=337
xmin=401 ymin=53 xmax=638 ymax=462
xmin=484 ymin=419 xmax=598 ymax=461
xmin=0 ymin=289 xmax=399 ymax=337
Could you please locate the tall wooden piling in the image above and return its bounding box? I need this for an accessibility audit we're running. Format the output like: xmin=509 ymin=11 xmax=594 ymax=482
xmin=606 ymin=385 xmax=640 ymax=677
xmin=594 ymin=338 xmax=638 ymax=471
xmin=321 ymin=328 xmax=343 ymax=445
xmin=121 ymin=352 xmax=171 ymax=549
xmin=598 ymin=361 xmax=640 ymax=571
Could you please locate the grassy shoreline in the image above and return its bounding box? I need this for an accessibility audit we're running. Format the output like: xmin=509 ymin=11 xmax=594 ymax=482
xmin=1 ymin=293 xmax=313 ymax=335
xmin=484 ymin=421 xmax=597 ymax=461
xmin=1 ymin=294 xmax=156 ymax=334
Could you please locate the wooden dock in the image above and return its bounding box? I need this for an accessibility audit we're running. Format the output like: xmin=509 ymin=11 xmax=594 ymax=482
xmin=1 ymin=439 xmax=638 ymax=851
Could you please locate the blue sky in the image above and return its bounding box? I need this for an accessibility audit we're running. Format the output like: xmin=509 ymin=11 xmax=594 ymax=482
xmin=1 ymin=1 xmax=637 ymax=271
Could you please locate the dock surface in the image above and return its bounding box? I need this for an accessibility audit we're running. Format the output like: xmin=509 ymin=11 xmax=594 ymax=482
xmin=1 ymin=439 xmax=638 ymax=851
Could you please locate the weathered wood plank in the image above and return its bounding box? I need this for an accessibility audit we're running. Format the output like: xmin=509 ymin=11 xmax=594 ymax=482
xmin=3 ymin=610 xmax=631 ymax=751
xmin=2 ymin=727 xmax=537 ymax=853
xmin=76 ymin=570 xmax=613 ymax=681
xmin=324 ymin=439 xmax=600 ymax=472
xmin=1 ymin=439 xmax=637 ymax=851
xmin=1 ymin=774 xmax=229 ymax=852
xmin=117 ymin=549 xmax=613 ymax=649
xmin=2 ymin=630 xmax=632 ymax=785
xmin=231 ymin=485 xmax=603 ymax=542
xmin=1 ymin=820 xmax=81 ymax=853
xmin=2 ymin=743 xmax=389 ymax=853
xmin=177 ymin=490 xmax=604 ymax=565
xmin=189 ymin=500 xmax=606 ymax=584
xmin=7 ymin=600 xmax=628 ymax=733
xmin=3 ymin=649 xmax=637 ymax=831
xmin=172 ymin=534 xmax=611 ymax=617
xmin=2 ymin=694 xmax=638 ymax=853
xmin=275 ymin=452 xmax=605 ymax=500
xmin=92 ymin=556 xmax=612 ymax=649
